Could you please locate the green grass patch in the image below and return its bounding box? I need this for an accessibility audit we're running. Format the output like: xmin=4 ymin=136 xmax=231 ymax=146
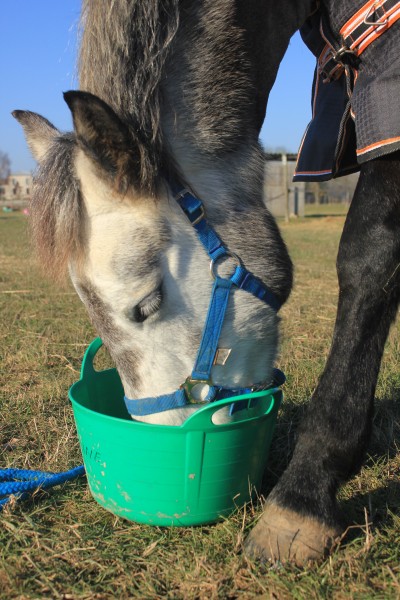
xmin=1 ymin=213 xmax=399 ymax=598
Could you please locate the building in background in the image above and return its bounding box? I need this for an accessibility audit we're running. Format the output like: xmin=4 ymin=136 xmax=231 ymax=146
xmin=0 ymin=173 xmax=32 ymax=205
xmin=263 ymin=153 xmax=359 ymax=218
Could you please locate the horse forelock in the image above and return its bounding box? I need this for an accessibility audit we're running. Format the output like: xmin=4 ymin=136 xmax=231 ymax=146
xmin=78 ymin=0 xmax=180 ymax=194
xmin=30 ymin=134 xmax=87 ymax=281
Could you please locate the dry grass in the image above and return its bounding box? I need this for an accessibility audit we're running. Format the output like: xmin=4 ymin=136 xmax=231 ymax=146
xmin=1 ymin=211 xmax=400 ymax=599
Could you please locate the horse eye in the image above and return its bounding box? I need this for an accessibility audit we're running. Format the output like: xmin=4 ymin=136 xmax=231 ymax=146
xmin=132 ymin=286 xmax=163 ymax=323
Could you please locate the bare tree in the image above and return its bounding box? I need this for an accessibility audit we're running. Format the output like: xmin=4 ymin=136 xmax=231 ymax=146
xmin=0 ymin=151 xmax=11 ymax=183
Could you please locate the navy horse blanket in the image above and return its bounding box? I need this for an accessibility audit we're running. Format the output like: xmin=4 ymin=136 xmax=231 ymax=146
xmin=294 ymin=0 xmax=400 ymax=181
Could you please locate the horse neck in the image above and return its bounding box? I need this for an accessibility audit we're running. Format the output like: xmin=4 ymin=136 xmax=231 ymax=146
xmin=234 ymin=0 xmax=317 ymax=132
xmin=161 ymin=0 xmax=316 ymax=173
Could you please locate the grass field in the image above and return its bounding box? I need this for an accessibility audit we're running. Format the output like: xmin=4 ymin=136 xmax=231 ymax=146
xmin=1 ymin=211 xmax=399 ymax=599
xmin=303 ymin=203 xmax=349 ymax=218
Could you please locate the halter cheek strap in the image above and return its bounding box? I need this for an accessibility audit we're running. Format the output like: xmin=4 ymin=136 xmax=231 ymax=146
xmin=124 ymin=186 xmax=283 ymax=417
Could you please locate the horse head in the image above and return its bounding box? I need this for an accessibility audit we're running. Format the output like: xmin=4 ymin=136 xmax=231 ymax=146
xmin=13 ymin=0 xmax=293 ymax=424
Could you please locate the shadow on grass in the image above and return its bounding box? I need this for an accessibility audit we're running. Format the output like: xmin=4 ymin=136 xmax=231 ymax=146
xmin=341 ymin=479 xmax=400 ymax=537
xmin=259 ymin=392 xmax=400 ymax=528
xmin=259 ymin=397 xmax=307 ymax=496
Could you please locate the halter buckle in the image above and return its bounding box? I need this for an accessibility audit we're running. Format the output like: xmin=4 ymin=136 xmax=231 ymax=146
xmin=333 ymin=45 xmax=356 ymax=62
xmin=174 ymin=188 xmax=206 ymax=226
xmin=188 ymin=204 xmax=205 ymax=226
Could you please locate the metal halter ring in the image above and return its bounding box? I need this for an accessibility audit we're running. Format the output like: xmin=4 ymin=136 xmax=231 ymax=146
xmin=182 ymin=376 xmax=215 ymax=404
xmin=210 ymin=251 xmax=243 ymax=280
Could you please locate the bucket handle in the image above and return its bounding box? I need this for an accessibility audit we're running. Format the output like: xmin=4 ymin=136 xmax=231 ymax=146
xmin=80 ymin=337 xmax=103 ymax=380
xmin=181 ymin=388 xmax=282 ymax=430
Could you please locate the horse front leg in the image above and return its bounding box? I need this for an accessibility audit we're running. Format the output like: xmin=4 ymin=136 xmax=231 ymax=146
xmin=245 ymin=151 xmax=400 ymax=564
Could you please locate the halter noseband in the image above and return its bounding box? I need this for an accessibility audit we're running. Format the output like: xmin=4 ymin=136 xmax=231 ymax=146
xmin=124 ymin=185 xmax=284 ymax=417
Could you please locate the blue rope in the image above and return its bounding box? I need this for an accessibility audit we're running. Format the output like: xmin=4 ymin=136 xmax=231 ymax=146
xmin=0 ymin=465 xmax=85 ymax=511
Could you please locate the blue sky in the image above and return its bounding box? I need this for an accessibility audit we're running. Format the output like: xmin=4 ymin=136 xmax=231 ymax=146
xmin=2 ymin=1 xmax=316 ymax=173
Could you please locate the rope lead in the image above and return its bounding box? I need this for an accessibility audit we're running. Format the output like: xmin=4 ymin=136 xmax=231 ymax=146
xmin=0 ymin=465 xmax=85 ymax=510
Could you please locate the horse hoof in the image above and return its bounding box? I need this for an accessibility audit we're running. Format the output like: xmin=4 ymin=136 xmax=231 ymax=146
xmin=244 ymin=503 xmax=342 ymax=566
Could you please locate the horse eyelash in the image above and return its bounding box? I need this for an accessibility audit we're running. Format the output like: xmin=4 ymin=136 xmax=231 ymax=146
xmin=132 ymin=287 xmax=163 ymax=323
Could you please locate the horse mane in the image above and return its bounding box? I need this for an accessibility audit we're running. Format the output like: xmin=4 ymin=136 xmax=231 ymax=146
xmin=31 ymin=1 xmax=182 ymax=280
xmin=78 ymin=0 xmax=180 ymax=195
xmin=30 ymin=134 xmax=86 ymax=281
xmin=31 ymin=0 xmax=259 ymax=280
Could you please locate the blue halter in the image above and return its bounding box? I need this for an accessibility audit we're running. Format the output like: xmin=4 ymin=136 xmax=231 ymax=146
xmin=124 ymin=185 xmax=284 ymax=417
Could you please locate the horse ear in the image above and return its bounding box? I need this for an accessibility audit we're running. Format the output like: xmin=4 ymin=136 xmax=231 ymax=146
xmin=63 ymin=90 xmax=134 ymax=180
xmin=12 ymin=110 xmax=59 ymax=162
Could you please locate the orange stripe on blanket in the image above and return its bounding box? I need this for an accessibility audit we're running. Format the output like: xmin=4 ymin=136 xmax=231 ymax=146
xmin=357 ymin=136 xmax=400 ymax=155
xmin=341 ymin=0 xmax=387 ymax=37
xmin=356 ymin=8 xmax=400 ymax=53
xmin=294 ymin=169 xmax=333 ymax=176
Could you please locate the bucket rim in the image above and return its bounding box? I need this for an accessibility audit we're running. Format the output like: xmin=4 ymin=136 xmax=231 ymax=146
xmin=69 ymin=380 xmax=282 ymax=431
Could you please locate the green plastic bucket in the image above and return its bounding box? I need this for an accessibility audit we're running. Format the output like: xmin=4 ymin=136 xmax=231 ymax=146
xmin=69 ymin=338 xmax=282 ymax=526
